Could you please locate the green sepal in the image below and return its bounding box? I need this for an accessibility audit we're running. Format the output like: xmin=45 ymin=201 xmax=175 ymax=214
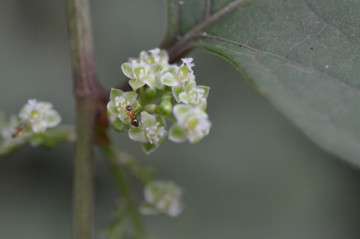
xmin=140 ymin=111 xmax=154 ymax=125
xmin=168 ymin=124 xmax=187 ymax=143
xmin=110 ymin=88 xmax=124 ymax=102
xmin=142 ymin=74 xmax=156 ymax=89
xmin=142 ymin=142 xmax=157 ymax=155
xmin=121 ymin=62 xmax=134 ymax=78
xmin=173 ymin=104 xmax=192 ymax=121
xmin=44 ymin=110 xmax=61 ymax=127
xmin=178 ymin=92 xmax=189 ymax=104
xmin=172 ymin=85 xmax=184 ymax=103
xmin=129 ymin=79 xmax=145 ymax=91
xmin=161 ymin=72 xmax=178 ymax=87
xmin=198 ymin=85 xmax=210 ymax=99
xmin=155 ymin=74 xmax=165 ymax=89
xmin=128 ymin=126 xmax=148 ymax=143
xmin=107 ymin=101 xmax=118 ymax=115
xmin=111 ymin=118 xmax=126 ymax=132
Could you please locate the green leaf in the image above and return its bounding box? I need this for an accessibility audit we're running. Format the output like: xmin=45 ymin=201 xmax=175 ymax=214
xmin=163 ymin=0 xmax=360 ymax=165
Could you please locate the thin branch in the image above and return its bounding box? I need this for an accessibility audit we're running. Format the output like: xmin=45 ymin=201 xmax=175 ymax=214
xmin=100 ymin=144 xmax=146 ymax=239
xmin=167 ymin=0 xmax=247 ymax=63
xmin=204 ymin=0 xmax=212 ymax=20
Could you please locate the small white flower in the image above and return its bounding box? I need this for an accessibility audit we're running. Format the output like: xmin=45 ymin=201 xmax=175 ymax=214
xmin=128 ymin=112 xmax=167 ymax=145
xmin=121 ymin=49 xmax=170 ymax=91
xmin=19 ymin=99 xmax=61 ymax=134
xmin=140 ymin=181 xmax=183 ymax=217
xmin=187 ymin=87 xmax=206 ymax=106
xmin=128 ymin=111 xmax=167 ymax=154
xmin=122 ymin=60 xmax=156 ymax=90
xmin=145 ymin=122 xmax=166 ymax=145
xmin=107 ymin=89 xmax=141 ymax=126
xmin=0 ymin=115 xmax=27 ymax=149
xmin=169 ymin=104 xmax=211 ymax=143
xmin=175 ymin=82 xmax=210 ymax=110
xmin=160 ymin=63 xmax=195 ymax=88
xmin=181 ymin=57 xmax=195 ymax=74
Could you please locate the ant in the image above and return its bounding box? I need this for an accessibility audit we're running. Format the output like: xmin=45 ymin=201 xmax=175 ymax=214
xmin=125 ymin=105 xmax=139 ymax=127
xmin=12 ymin=123 xmax=26 ymax=138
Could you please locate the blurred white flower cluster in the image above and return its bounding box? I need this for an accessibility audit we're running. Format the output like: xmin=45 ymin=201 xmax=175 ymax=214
xmin=107 ymin=48 xmax=211 ymax=154
xmin=140 ymin=181 xmax=183 ymax=217
xmin=0 ymin=99 xmax=62 ymax=155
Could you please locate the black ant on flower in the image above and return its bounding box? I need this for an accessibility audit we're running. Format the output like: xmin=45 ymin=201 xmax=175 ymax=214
xmin=125 ymin=105 xmax=139 ymax=127
xmin=12 ymin=123 xmax=26 ymax=138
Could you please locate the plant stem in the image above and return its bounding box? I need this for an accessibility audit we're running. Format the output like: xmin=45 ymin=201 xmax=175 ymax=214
xmin=73 ymin=105 xmax=96 ymax=239
xmin=101 ymin=144 xmax=146 ymax=239
xmin=66 ymin=0 xmax=102 ymax=238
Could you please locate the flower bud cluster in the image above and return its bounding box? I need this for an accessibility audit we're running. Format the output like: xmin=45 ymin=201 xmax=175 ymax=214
xmin=140 ymin=180 xmax=183 ymax=217
xmin=0 ymin=99 xmax=62 ymax=155
xmin=107 ymin=48 xmax=211 ymax=154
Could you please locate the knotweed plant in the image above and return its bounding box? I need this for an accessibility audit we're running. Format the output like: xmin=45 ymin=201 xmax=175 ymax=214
xmin=3 ymin=0 xmax=356 ymax=238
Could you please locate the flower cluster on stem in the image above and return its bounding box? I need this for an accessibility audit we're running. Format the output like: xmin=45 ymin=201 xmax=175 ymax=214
xmin=107 ymin=48 xmax=211 ymax=154
xmin=0 ymin=99 xmax=68 ymax=155
xmin=140 ymin=180 xmax=183 ymax=217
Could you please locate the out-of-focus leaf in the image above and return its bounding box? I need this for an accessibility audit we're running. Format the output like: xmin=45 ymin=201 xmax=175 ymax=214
xmin=163 ymin=0 xmax=360 ymax=165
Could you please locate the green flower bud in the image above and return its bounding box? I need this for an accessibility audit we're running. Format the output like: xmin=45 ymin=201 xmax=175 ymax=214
xmin=161 ymin=93 xmax=172 ymax=102
xmin=159 ymin=100 xmax=172 ymax=116
xmin=145 ymin=87 xmax=157 ymax=99
xmin=144 ymin=104 xmax=158 ymax=114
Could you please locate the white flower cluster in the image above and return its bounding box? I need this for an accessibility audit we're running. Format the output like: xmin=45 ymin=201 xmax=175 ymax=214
xmin=19 ymin=99 xmax=61 ymax=133
xmin=140 ymin=181 xmax=183 ymax=217
xmin=107 ymin=48 xmax=211 ymax=154
xmin=0 ymin=99 xmax=61 ymax=155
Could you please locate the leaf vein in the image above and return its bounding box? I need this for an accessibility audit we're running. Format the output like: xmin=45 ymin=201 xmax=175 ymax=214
xmin=197 ymin=34 xmax=360 ymax=96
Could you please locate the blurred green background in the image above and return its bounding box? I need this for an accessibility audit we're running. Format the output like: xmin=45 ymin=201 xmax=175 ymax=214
xmin=1 ymin=0 xmax=360 ymax=238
